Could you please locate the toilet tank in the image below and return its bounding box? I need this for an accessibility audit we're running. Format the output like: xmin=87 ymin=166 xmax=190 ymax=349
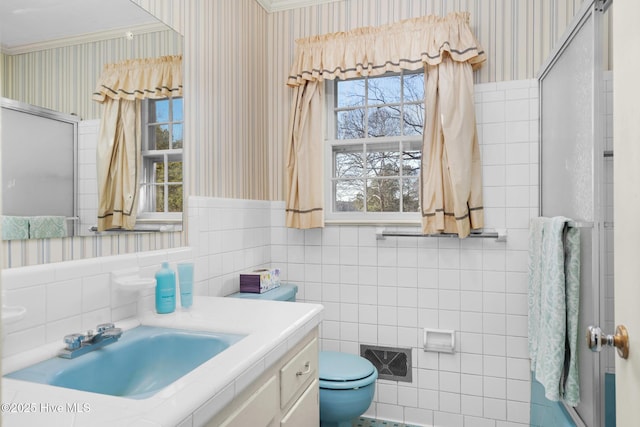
xmin=227 ymin=284 xmax=298 ymax=302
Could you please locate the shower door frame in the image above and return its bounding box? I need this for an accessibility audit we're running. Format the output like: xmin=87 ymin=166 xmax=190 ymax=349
xmin=538 ymin=0 xmax=609 ymax=426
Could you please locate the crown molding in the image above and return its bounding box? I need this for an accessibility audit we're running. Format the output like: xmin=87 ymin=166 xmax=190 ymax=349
xmin=2 ymin=22 xmax=170 ymax=56
xmin=256 ymin=0 xmax=343 ymax=13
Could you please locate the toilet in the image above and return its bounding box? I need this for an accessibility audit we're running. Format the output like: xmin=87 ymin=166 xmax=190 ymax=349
xmin=228 ymin=284 xmax=378 ymax=426
xmin=318 ymin=351 xmax=378 ymax=427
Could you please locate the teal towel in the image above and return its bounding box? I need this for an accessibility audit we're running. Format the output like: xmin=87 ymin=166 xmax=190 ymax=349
xmin=29 ymin=216 xmax=68 ymax=239
xmin=528 ymin=217 xmax=581 ymax=406
xmin=1 ymin=216 xmax=30 ymax=240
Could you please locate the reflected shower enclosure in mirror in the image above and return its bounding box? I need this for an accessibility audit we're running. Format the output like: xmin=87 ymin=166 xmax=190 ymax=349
xmin=1 ymin=98 xmax=79 ymax=239
xmin=0 ymin=0 xmax=184 ymax=240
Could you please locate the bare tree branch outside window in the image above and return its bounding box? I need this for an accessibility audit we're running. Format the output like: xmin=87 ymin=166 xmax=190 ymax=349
xmin=332 ymin=71 xmax=424 ymax=214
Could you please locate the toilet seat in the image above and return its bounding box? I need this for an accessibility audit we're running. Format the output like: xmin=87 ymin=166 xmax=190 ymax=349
xmin=319 ymin=351 xmax=378 ymax=390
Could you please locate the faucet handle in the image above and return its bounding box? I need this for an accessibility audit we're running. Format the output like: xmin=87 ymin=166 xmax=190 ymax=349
xmin=96 ymin=323 xmax=115 ymax=333
xmin=63 ymin=333 xmax=86 ymax=350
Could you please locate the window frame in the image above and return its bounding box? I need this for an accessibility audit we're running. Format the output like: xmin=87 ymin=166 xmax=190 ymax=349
xmin=324 ymin=71 xmax=424 ymax=224
xmin=137 ymin=96 xmax=184 ymax=224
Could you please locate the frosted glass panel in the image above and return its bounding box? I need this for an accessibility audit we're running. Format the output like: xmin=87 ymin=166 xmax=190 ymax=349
xmin=1 ymin=105 xmax=75 ymax=218
xmin=540 ymin=8 xmax=600 ymax=427
xmin=541 ymin=15 xmax=595 ymax=221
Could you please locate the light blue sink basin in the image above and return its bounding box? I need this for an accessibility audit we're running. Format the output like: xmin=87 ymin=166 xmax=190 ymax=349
xmin=4 ymin=326 xmax=246 ymax=399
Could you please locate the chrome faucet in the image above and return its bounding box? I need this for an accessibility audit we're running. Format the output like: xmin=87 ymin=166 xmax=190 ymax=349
xmin=58 ymin=323 xmax=123 ymax=359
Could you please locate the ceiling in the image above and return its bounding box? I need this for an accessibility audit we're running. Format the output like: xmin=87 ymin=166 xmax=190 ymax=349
xmin=0 ymin=0 xmax=343 ymax=52
xmin=0 ymin=0 xmax=159 ymax=52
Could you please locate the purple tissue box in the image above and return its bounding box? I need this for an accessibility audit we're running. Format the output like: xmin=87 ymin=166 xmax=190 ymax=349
xmin=239 ymin=268 xmax=281 ymax=293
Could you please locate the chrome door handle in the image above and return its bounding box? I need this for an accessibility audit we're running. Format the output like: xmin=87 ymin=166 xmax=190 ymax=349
xmin=586 ymin=325 xmax=629 ymax=359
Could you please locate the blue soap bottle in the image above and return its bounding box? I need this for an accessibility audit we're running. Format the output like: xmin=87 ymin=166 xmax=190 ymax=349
xmin=155 ymin=262 xmax=176 ymax=314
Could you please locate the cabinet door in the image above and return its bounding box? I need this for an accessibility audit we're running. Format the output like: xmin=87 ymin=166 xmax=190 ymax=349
xmin=280 ymin=379 xmax=319 ymax=427
xmin=219 ymin=376 xmax=278 ymax=427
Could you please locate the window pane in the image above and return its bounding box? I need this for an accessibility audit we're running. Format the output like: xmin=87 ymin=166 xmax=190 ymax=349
xmin=337 ymin=79 xmax=365 ymax=108
xmin=138 ymin=183 xmax=153 ymax=211
xmin=368 ymin=106 xmax=401 ymax=137
xmin=149 ymin=124 xmax=170 ymax=150
xmin=168 ymin=161 xmax=182 ymax=182
xmin=141 ymin=96 xmax=183 ymax=215
xmin=402 ymin=177 xmax=420 ymax=212
xmin=172 ymin=123 xmax=184 ymax=149
xmin=366 ymin=178 xmax=400 ymax=212
xmin=404 ymin=73 xmax=424 ymax=102
xmin=335 ymin=180 xmax=365 ymax=212
xmin=173 ymin=98 xmax=184 ymax=120
xmin=155 ymin=161 xmax=165 ymax=183
xmin=155 ymin=185 xmax=165 ymax=212
xmin=368 ymin=75 xmax=401 ymax=105
xmin=334 ymin=146 xmax=364 ymax=178
xmin=403 ymin=103 xmax=424 ymax=136
xmin=366 ymin=143 xmax=400 ymax=177
xmin=168 ymin=184 xmax=183 ymax=212
xmin=401 ymin=147 xmax=421 ymax=176
xmin=337 ymin=109 xmax=366 ymax=139
xmin=329 ymin=72 xmax=425 ymax=217
xmin=149 ymin=99 xmax=170 ymax=123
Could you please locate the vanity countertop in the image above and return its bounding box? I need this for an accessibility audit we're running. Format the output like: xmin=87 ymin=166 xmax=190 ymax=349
xmin=1 ymin=296 xmax=324 ymax=427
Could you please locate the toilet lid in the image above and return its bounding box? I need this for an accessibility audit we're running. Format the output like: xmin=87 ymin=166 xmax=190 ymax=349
xmin=319 ymin=351 xmax=375 ymax=382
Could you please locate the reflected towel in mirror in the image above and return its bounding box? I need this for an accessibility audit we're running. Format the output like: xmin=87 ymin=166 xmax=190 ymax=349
xmin=1 ymin=216 xmax=30 ymax=240
xmin=29 ymin=216 xmax=68 ymax=239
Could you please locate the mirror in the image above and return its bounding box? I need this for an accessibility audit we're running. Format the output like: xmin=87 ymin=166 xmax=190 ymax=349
xmin=0 ymin=0 xmax=183 ymax=240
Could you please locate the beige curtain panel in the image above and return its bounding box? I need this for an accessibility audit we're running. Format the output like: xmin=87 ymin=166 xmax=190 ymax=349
xmin=285 ymin=12 xmax=486 ymax=236
xmin=96 ymin=99 xmax=140 ymax=231
xmin=421 ymin=57 xmax=484 ymax=238
xmin=93 ymin=55 xmax=183 ymax=231
xmin=286 ymin=81 xmax=325 ymax=229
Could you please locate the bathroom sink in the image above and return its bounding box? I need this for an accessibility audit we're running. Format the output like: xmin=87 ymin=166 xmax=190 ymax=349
xmin=4 ymin=325 xmax=246 ymax=399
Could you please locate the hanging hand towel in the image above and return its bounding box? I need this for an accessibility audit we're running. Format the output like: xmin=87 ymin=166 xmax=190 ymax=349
xmin=29 ymin=216 xmax=69 ymax=239
xmin=562 ymin=222 xmax=581 ymax=406
xmin=528 ymin=216 xmax=580 ymax=406
xmin=1 ymin=216 xmax=30 ymax=240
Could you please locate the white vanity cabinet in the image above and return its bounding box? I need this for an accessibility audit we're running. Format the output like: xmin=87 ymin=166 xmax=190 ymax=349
xmin=206 ymin=328 xmax=319 ymax=427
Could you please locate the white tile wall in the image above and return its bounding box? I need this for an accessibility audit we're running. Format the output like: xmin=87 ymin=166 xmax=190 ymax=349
xmin=1 ymin=247 xmax=193 ymax=358
xmin=187 ymin=196 xmax=274 ymax=297
xmin=1 ymin=78 xmax=539 ymax=426
xmin=260 ymin=79 xmax=538 ymax=427
xmin=77 ymin=120 xmax=100 ymax=235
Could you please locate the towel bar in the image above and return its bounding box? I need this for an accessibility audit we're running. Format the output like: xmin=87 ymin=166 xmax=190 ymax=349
xmin=376 ymin=227 xmax=507 ymax=242
xmin=567 ymin=220 xmax=593 ymax=228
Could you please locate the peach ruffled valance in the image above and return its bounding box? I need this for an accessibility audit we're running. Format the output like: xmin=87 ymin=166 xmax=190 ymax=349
xmin=287 ymin=12 xmax=485 ymax=87
xmin=92 ymin=55 xmax=183 ymax=103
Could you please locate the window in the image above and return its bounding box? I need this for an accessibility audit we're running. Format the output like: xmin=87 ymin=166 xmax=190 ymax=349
xmin=139 ymin=97 xmax=183 ymax=221
xmin=326 ymin=71 xmax=424 ymax=221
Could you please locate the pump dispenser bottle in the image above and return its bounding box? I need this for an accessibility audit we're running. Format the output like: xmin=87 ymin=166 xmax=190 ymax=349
xmin=155 ymin=262 xmax=176 ymax=314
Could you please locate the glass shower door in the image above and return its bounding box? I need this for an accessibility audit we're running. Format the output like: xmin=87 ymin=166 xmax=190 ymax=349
xmin=538 ymin=0 xmax=607 ymax=426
